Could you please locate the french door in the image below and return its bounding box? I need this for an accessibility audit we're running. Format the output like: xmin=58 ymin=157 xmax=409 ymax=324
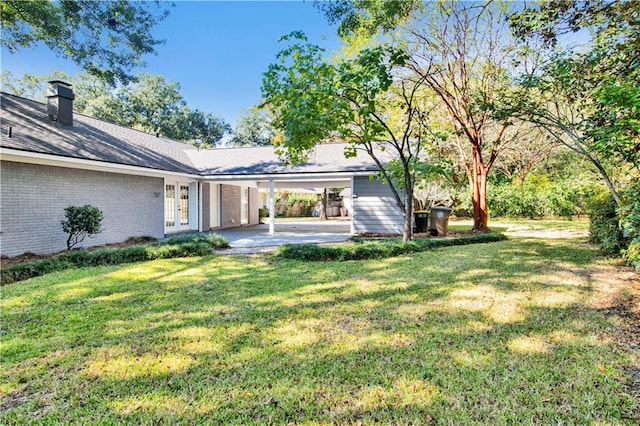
xmin=165 ymin=181 xmax=193 ymax=233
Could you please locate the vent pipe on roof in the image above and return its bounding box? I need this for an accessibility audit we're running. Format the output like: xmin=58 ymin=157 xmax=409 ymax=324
xmin=47 ymin=81 xmax=75 ymax=125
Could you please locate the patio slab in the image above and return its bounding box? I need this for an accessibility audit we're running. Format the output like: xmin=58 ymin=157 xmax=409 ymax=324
xmin=213 ymin=221 xmax=352 ymax=252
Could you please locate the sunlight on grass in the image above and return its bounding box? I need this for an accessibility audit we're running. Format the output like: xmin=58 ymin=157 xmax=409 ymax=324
xmin=83 ymin=349 xmax=194 ymax=379
xmin=548 ymin=329 xmax=600 ymax=346
xmin=271 ymin=318 xmax=323 ymax=350
xmin=0 ymin=295 xmax=30 ymax=310
xmin=346 ymin=378 xmax=438 ymax=414
xmin=440 ymin=285 xmax=527 ymax=324
xmin=530 ymin=289 xmax=579 ymax=308
xmin=54 ymin=286 xmax=91 ymax=301
xmin=108 ymin=262 xmax=180 ymax=281
xmin=542 ymin=268 xmax=590 ymax=286
xmin=453 ymin=349 xmax=493 ymax=367
xmin=447 ymin=285 xmax=496 ymax=312
xmin=110 ymin=393 xmax=199 ymax=417
xmin=508 ymin=335 xmax=550 ymax=354
xmin=91 ymin=291 xmax=133 ymax=302
xmin=166 ymin=326 xmax=225 ymax=355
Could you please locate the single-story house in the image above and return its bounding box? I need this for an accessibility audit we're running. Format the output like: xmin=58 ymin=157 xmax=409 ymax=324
xmin=0 ymin=82 xmax=404 ymax=257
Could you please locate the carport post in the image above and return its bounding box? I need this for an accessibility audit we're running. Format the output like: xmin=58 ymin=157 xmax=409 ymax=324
xmin=268 ymin=179 xmax=275 ymax=234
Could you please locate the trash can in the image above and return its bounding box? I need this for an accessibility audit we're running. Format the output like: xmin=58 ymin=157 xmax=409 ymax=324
xmin=414 ymin=210 xmax=429 ymax=233
xmin=429 ymin=206 xmax=452 ymax=236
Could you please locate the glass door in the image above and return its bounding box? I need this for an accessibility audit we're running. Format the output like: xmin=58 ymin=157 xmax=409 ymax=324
xmin=165 ymin=184 xmax=176 ymax=228
xmin=179 ymin=185 xmax=189 ymax=227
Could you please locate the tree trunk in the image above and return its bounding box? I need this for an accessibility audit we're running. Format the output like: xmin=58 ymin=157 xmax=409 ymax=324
xmin=470 ymin=148 xmax=490 ymax=232
xmin=319 ymin=188 xmax=328 ymax=220
xmin=587 ymin=154 xmax=621 ymax=205
xmin=403 ymin=186 xmax=414 ymax=242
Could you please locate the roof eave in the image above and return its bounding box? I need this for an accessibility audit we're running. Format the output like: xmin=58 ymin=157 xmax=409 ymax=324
xmin=0 ymin=147 xmax=200 ymax=180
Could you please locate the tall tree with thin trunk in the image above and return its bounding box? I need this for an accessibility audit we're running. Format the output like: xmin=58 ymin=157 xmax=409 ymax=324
xmin=320 ymin=1 xmax=524 ymax=231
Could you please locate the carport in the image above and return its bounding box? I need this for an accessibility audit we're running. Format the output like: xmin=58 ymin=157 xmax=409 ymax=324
xmin=190 ymin=143 xmax=404 ymax=238
xmin=215 ymin=220 xmax=352 ymax=250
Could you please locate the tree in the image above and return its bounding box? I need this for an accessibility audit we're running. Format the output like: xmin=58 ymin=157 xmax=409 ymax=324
xmin=61 ymin=205 xmax=104 ymax=250
xmin=262 ymin=32 xmax=444 ymax=241
xmin=112 ymin=74 xmax=231 ymax=147
xmin=492 ymin=125 xmax=555 ymax=186
xmin=320 ymin=1 xmax=526 ymax=231
xmin=1 ymin=0 xmax=171 ymax=85
xmin=230 ymin=107 xmax=275 ymax=147
xmin=170 ymin=108 xmax=231 ymax=149
xmin=496 ymin=56 xmax=623 ymax=204
xmin=509 ymin=0 xmax=639 ymax=175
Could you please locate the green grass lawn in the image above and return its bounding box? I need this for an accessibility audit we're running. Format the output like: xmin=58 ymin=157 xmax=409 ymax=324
xmin=1 ymin=219 xmax=638 ymax=424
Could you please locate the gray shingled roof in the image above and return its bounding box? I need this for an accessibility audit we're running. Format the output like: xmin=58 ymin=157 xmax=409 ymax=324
xmin=186 ymin=144 xmax=381 ymax=175
xmin=1 ymin=93 xmax=200 ymax=174
xmin=1 ymin=93 xmax=382 ymax=176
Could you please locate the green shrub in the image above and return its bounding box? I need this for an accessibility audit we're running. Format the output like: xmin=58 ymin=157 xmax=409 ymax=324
xmin=588 ymin=192 xmax=626 ymax=254
xmin=622 ymin=241 xmax=640 ymax=271
xmin=163 ymin=234 xmax=229 ymax=249
xmin=275 ymin=192 xmax=318 ymax=217
xmin=0 ymin=259 xmax=74 ymax=285
xmin=488 ymin=185 xmax=543 ymax=218
xmin=542 ymin=184 xmax=578 ymax=218
xmin=277 ymin=233 xmax=508 ymax=261
xmin=61 ymin=205 xmax=104 ymax=250
xmin=258 ymin=208 xmax=269 ymax=223
xmin=618 ymin=181 xmax=640 ymax=270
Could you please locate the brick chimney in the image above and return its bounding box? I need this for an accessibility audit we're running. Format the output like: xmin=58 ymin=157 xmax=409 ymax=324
xmin=47 ymin=81 xmax=75 ymax=125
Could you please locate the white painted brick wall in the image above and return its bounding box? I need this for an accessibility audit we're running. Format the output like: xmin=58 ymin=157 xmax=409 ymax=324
xmin=0 ymin=161 xmax=165 ymax=256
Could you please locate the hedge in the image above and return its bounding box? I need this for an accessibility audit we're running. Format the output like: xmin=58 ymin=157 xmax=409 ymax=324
xmin=1 ymin=234 xmax=229 ymax=285
xmin=276 ymin=232 xmax=508 ymax=261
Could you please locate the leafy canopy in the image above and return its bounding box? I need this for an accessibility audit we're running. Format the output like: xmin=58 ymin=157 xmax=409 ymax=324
xmin=230 ymin=107 xmax=275 ymax=147
xmin=1 ymin=0 xmax=171 ymax=85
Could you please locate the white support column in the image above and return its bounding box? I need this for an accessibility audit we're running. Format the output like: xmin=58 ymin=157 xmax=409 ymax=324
xmin=268 ymin=179 xmax=275 ymax=234
xmin=197 ymin=181 xmax=203 ymax=232
xmin=350 ymin=175 xmax=355 ymax=235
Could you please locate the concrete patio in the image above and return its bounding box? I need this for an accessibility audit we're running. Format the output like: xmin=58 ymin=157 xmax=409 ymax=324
xmin=213 ymin=221 xmax=352 ymax=253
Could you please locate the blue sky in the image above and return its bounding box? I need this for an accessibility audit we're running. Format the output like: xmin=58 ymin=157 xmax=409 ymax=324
xmin=1 ymin=1 xmax=342 ymax=126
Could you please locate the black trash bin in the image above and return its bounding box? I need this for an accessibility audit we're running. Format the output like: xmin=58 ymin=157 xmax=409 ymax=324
xmin=414 ymin=210 xmax=428 ymax=233
xmin=429 ymin=206 xmax=452 ymax=236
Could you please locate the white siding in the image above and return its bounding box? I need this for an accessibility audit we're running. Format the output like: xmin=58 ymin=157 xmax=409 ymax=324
xmin=352 ymin=176 xmax=404 ymax=234
xmin=1 ymin=161 xmax=165 ymax=256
